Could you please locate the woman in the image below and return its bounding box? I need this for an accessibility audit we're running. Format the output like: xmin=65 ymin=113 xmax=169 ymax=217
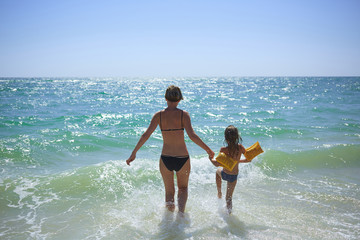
xmin=126 ymin=85 xmax=215 ymax=214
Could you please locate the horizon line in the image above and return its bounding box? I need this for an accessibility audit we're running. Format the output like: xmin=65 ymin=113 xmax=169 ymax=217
xmin=1 ymin=75 xmax=360 ymax=79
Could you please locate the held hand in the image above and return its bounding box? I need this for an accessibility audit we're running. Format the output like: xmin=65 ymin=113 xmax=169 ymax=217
xmin=210 ymin=158 xmax=221 ymax=167
xmin=126 ymin=152 xmax=136 ymax=166
xmin=207 ymin=149 xmax=215 ymax=160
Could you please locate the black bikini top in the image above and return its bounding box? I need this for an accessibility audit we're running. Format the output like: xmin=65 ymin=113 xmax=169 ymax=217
xmin=159 ymin=110 xmax=184 ymax=132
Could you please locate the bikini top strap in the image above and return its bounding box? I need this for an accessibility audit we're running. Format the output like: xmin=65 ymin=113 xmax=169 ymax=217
xmin=181 ymin=110 xmax=184 ymax=129
xmin=159 ymin=111 xmax=163 ymax=130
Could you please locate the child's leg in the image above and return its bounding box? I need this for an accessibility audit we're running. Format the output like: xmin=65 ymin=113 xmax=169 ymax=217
xmin=225 ymin=180 xmax=237 ymax=214
xmin=216 ymin=168 xmax=223 ymax=198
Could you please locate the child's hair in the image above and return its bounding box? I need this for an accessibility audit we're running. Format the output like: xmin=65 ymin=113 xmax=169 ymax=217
xmin=165 ymin=85 xmax=183 ymax=102
xmin=224 ymin=125 xmax=243 ymax=158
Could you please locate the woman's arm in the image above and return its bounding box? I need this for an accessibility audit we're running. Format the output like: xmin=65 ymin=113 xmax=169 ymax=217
xmin=183 ymin=111 xmax=214 ymax=160
xmin=126 ymin=112 xmax=160 ymax=165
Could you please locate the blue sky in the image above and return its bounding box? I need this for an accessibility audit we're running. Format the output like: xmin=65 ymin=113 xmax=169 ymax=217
xmin=0 ymin=0 xmax=359 ymax=77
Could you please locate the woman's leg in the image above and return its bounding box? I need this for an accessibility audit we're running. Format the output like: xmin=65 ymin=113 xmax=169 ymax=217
xmin=225 ymin=180 xmax=237 ymax=214
xmin=175 ymin=158 xmax=191 ymax=213
xmin=160 ymin=158 xmax=175 ymax=212
xmin=216 ymin=168 xmax=223 ymax=198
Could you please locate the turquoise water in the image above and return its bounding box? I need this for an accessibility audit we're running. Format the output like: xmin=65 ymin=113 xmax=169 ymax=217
xmin=1 ymin=77 xmax=360 ymax=239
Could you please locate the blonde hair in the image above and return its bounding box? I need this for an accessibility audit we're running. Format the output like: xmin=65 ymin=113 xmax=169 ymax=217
xmin=165 ymin=85 xmax=183 ymax=102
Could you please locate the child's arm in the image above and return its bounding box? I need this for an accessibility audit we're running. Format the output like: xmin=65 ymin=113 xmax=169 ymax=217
xmin=211 ymin=147 xmax=226 ymax=167
xmin=238 ymin=144 xmax=250 ymax=163
xmin=210 ymin=158 xmax=221 ymax=167
xmin=238 ymin=158 xmax=250 ymax=163
xmin=210 ymin=147 xmax=224 ymax=167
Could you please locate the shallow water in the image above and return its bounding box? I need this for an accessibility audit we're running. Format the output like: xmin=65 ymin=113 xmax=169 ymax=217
xmin=1 ymin=77 xmax=360 ymax=239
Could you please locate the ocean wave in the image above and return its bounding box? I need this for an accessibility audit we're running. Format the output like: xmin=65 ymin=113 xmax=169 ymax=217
xmin=257 ymin=144 xmax=360 ymax=173
xmin=0 ymin=160 xmax=161 ymax=210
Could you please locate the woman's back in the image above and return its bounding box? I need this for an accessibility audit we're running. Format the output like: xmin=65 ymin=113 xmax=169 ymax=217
xmin=159 ymin=109 xmax=188 ymax=156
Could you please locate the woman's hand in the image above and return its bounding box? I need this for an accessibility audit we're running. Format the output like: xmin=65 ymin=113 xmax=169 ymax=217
xmin=207 ymin=149 xmax=215 ymax=160
xmin=207 ymin=149 xmax=220 ymax=167
xmin=126 ymin=152 xmax=136 ymax=166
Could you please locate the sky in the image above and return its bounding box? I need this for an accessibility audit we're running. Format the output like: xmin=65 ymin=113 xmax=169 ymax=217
xmin=0 ymin=0 xmax=359 ymax=77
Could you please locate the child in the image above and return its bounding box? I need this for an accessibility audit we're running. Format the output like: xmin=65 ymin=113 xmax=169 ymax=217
xmin=216 ymin=125 xmax=250 ymax=214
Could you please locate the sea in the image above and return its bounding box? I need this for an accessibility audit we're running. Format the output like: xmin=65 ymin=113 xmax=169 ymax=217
xmin=1 ymin=77 xmax=359 ymax=239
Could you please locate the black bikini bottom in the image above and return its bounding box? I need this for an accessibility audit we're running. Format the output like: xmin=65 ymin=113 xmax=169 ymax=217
xmin=161 ymin=155 xmax=189 ymax=172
